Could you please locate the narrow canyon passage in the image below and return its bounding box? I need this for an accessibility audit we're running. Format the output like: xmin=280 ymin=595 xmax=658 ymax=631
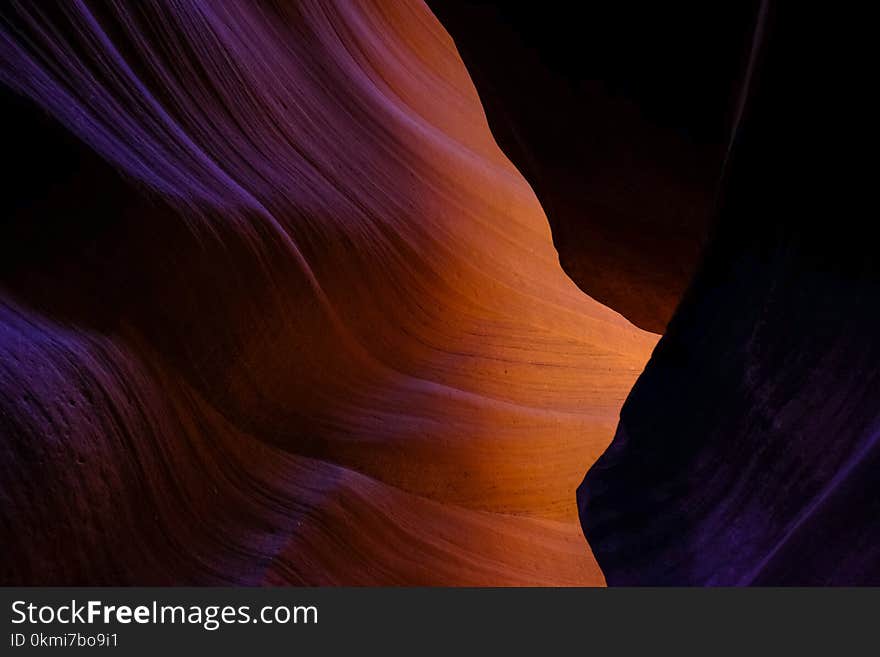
xmin=0 ymin=0 xmax=657 ymax=584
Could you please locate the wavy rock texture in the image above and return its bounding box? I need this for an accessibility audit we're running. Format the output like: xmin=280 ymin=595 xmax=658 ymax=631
xmin=0 ymin=1 xmax=656 ymax=584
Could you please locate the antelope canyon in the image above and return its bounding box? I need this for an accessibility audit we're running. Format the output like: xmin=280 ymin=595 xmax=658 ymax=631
xmin=0 ymin=0 xmax=657 ymax=585
xmin=4 ymin=1 xmax=877 ymax=588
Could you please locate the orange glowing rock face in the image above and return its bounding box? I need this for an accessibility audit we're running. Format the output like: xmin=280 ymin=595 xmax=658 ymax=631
xmin=0 ymin=0 xmax=657 ymax=585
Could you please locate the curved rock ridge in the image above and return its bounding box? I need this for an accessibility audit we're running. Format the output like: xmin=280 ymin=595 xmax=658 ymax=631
xmin=428 ymin=1 xmax=761 ymax=333
xmin=0 ymin=1 xmax=656 ymax=584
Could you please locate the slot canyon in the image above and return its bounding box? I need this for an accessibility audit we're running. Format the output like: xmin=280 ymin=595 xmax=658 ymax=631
xmin=2 ymin=1 xmax=876 ymax=585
